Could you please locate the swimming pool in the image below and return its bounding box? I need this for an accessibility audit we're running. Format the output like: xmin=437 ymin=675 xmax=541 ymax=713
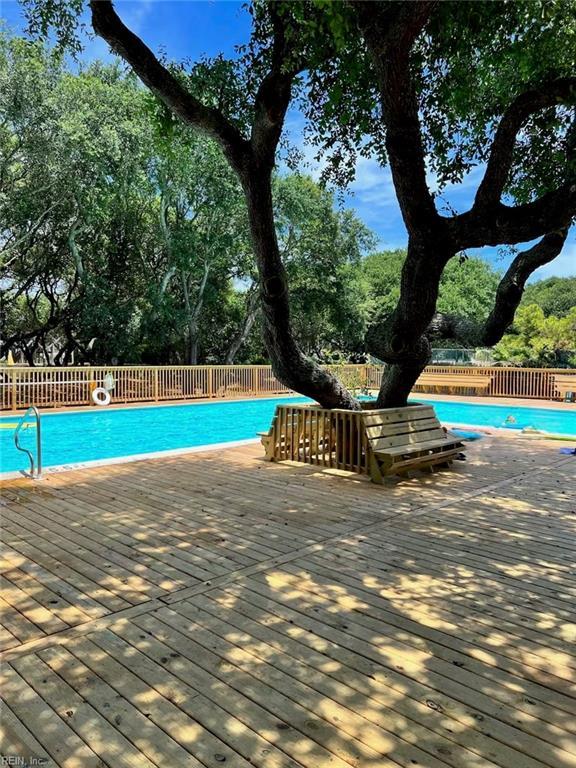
xmin=1 ymin=395 xmax=575 ymax=475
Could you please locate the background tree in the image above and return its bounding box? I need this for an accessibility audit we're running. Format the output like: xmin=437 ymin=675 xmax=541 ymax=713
xmin=1 ymin=30 xmax=374 ymax=367
xmin=521 ymin=276 xmax=576 ymax=318
xmin=363 ymin=251 xmax=502 ymax=350
xmin=495 ymin=304 xmax=576 ymax=367
xmin=11 ymin=2 xmax=576 ymax=407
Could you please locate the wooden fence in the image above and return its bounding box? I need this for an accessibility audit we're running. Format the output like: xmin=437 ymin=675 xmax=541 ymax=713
xmin=411 ymin=365 xmax=576 ymax=401
xmin=1 ymin=364 xmax=575 ymax=411
xmin=0 ymin=364 xmax=368 ymax=411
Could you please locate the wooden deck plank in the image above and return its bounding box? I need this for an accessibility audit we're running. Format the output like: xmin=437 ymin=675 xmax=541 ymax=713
xmin=60 ymin=634 xmax=257 ymax=768
xmin=2 ymin=516 xmax=163 ymax=605
xmin=36 ymin=644 xmax=209 ymax=768
xmin=326 ymin=533 xmax=576 ymax=621
xmin=3 ymin=496 xmax=190 ymax=592
xmin=8 ymin=488 xmax=216 ymax=582
xmin=122 ymin=614 xmax=357 ymax=768
xmin=1 ymin=568 xmax=94 ymax=627
xmin=176 ymin=595 xmax=524 ymax=768
xmin=0 ymin=596 xmax=45 ymax=644
xmin=248 ymin=567 xmax=576 ymax=711
xmin=137 ymin=607 xmax=388 ymax=767
xmin=0 ymin=699 xmax=52 ymax=765
xmin=200 ymin=584 xmax=576 ymax=768
xmin=69 ymin=469 xmax=342 ymax=550
xmin=286 ymin=557 xmax=576 ymax=668
xmin=1 ymin=435 xmax=575 ymax=768
xmin=218 ymin=580 xmax=576 ymax=753
xmin=0 ymin=574 xmax=69 ymax=635
xmin=240 ymin=571 xmax=576 ymax=727
xmin=2 ymin=523 xmax=136 ymax=611
xmin=11 ymin=652 xmax=158 ymax=768
xmin=106 ymin=619 xmax=328 ymax=768
xmin=0 ymin=544 xmax=110 ymax=620
xmin=311 ymin=550 xmax=575 ymax=653
xmin=1 ymin=663 xmax=104 ymax=768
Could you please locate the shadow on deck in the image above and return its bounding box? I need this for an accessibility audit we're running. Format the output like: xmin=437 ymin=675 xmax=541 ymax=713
xmin=1 ymin=435 xmax=575 ymax=767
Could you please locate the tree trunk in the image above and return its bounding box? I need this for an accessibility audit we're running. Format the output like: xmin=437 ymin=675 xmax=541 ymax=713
xmin=377 ymin=362 xmax=427 ymax=409
xmin=242 ymin=168 xmax=361 ymax=410
xmin=188 ymin=323 xmax=199 ymax=365
xmin=225 ymin=288 xmax=259 ymax=364
xmin=371 ymin=239 xmax=452 ymax=408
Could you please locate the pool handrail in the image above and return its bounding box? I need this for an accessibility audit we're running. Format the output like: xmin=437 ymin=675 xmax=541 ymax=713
xmin=14 ymin=405 xmax=42 ymax=478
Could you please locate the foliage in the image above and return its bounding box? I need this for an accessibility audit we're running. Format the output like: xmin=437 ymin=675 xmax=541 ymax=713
xmin=273 ymin=174 xmax=375 ymax=359
xmin=4 ymin=3 xmax=575 ymax=392
xmin=495 ymin=304 xmax=576 ymax=366
xmin=301 ymin=0 xmax=576 ymax=198
xmin=361 ymin=250 xmax=501 ymax=332
xmin=0 ymin=31 xmax=374 ymax=365
xmin=522 ymin=276 xmax=576 ymax=317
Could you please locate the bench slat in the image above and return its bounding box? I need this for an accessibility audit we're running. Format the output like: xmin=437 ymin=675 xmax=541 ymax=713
xmin=363 ymin=406 xmax=436 ymax=427
xmin=371 ymin=429 xmax=448 ymax=452
xmin=386 ymin=447 xmax=462 ymax=472
xmin=375 ymin=436 xmax=462 ymax=457
xmin=365 ymin=417 xmax=440 ymax=439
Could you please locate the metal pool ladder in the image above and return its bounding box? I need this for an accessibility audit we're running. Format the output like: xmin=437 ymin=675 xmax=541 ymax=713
xmin=14 ymin=405 xmax=42 ymax=478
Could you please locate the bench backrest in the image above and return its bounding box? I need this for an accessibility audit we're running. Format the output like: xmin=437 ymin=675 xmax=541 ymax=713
xmin=362 ymin=405 xmax=445 ymax=452
xmin=416 ymin=373 xmax=492 ymax=385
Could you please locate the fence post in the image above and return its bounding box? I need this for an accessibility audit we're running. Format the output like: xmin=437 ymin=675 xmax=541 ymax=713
xmin=208 ymin=367 xmax=213 ymax=398
xmin=153 ymin=368 xmax=159 ymax=402
xmin=11 ymin=369 xmax=17 ymax=411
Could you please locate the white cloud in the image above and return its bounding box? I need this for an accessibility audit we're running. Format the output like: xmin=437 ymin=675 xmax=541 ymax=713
xmin=350 ymin=156 xmax=396 ymax=208
xmin=117 ymin=0 xmax=154 ymax=35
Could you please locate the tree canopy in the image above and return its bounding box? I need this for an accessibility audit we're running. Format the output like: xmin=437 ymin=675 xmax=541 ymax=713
xmin=0 ymin=30 xmax=374 ymax=366
xmin=4 ymin=1 xmax=576 ymax=406
xmin=522 ymin=276 xmax=576 ymax=318
xmin=495 ymin=304 xmax=576 ymax=367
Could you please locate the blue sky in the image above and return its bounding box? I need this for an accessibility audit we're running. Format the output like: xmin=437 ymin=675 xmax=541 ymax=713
xmin=2 ymin=0 xmax=574 ymax=280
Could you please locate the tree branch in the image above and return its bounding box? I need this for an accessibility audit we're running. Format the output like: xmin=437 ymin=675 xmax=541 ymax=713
xmin=354 ymin=1 xmax=440 ymax=239
xmin=427 ymin=230 xmax=569 ymax=347
xmin=481 ymin=228 xmax=569 ymax=345
xmin=249 ymin=7 xmax=300 ymax=168
xmin=453 ymin=185 xmax=575 ymax=248
xmin=89 ymin=0 xmax=249 ymax=171
xmin=474 ymin=78 xmax=576 ymax=210
xmin=455 ymin=87 xmax=576 ymax=250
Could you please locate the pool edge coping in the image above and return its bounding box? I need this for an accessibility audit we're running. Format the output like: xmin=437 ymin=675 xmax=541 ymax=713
xmin=2 ymin=419 xmax=574 ymax=481
xmin=0 ymin=437 xmax=260 ymax=481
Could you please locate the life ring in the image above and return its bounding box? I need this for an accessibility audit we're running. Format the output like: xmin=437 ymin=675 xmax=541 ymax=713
xmin=92 ymin=387 xmax=111 ymax=406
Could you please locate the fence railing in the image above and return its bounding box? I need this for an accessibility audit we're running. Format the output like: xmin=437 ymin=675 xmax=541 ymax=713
xmin=411 ymin=365 xmax=576 ymax=401
xmin=1 ymin=364 xmax=575 ymax=411
xmin=0 ymin=364 xmax=369 ymax=411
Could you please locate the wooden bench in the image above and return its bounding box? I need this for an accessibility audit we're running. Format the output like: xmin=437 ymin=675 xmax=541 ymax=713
xmin=258 ymin=408 xmax=330 ymax=462
xmin=553 ymin=374 xmax=576 ymax=402
xmin=258 ymin=418 xmax=281 ymax=461
xmin=414 ymin=372 xmax=492 ymax=394
xmin=365 ymin=405 xmax=464 ymax=482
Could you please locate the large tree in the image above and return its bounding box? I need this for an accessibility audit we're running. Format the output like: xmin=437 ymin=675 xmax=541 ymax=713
xmin=21 ymin=0 xmax=576 ymax=407
xmin=347 ymin=2 xmax=575 ymax=405
xmin=84 ymin=0 xmax=359 ymax=408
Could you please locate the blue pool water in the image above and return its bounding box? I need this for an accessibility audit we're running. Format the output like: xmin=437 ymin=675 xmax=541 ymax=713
xmin=1 ymin=395 xmax=575 ymax=474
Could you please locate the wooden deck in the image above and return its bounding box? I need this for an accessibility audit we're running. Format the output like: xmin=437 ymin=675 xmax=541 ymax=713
xmin=1 ymin=436 xmax=575 ymax=767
